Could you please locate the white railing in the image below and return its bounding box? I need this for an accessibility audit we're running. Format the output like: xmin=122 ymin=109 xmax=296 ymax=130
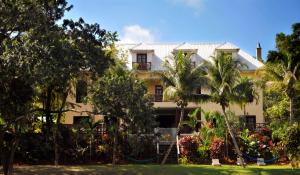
xmin=155 ymin=128 xmax=177 ymax=142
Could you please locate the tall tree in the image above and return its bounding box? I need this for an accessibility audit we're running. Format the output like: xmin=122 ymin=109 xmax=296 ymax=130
xmin=259 ymin=23 xmax=300 ymax=125
xmin=91 ymin=62 xmax=156 ymax=165
xmin=0 ymin=39 xmax=35 ymax=175
xmin=0 ymin=0 xmax=117 ymax=169
xmin=204 ymin=52 xmax=256 ymax=167
xmin=160 ymin=51 xmax=207 ymax=164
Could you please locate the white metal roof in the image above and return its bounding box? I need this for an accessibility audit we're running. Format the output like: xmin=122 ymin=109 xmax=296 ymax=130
xmin=116 ymin=42 xmax=264 ymax=71
xmin=216 ymin=42 xmax=240 ymax=50
xmin=130 ymin=43 xmax=154 ymax=52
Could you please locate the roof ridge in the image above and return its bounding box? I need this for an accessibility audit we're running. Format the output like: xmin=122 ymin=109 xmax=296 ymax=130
xmin=117 ymin=42 xmax=225 ymax=45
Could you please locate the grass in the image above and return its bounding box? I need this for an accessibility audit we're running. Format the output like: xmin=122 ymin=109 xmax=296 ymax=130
xmin=0 ymin=164 xmax=299 ymax=175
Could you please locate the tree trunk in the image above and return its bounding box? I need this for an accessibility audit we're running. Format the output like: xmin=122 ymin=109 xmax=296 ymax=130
xmin=289 ymin=97 xmax=294 ymax=125
xmin=112 ymin=121 xmax=119 ymax=165
xmin=53 ymin=125 xmax=59 ymax=166
xmin=89 ymin=136 xmax=93 ymax=162
xmin=221 ymin=105 xmax=246 ymax=168
xmin=161 ymin=107 xmax=184 ymax=165
xmin=3 ymin=137 xmax=19 ymax=175
xmin=45 ymin=87 xmax=52 ymax=133
xmin=53 ymin=92 xmax=68 ymax=166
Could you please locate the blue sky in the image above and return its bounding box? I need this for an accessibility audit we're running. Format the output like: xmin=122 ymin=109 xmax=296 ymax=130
xmin=64 ymin=0 xmax=300 ymax=59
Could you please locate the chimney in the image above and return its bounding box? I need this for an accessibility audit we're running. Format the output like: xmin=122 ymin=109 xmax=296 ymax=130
xmin=256 ymin=42 xmax=262 ymax=62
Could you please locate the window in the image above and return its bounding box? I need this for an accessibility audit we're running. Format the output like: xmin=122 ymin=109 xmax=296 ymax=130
xmin=240 ymin=115 xmax=256 ymax=131
xmin=245 ymin=115 xmax=256 ymax=131
xmin=196 ymin=86 xmax=201 ymax=94
xmin=76 ymin=80 xmax=87 ymax=103
xmin=155 ymin=85 xmax=163 ymax=102
xmin=73 ymin=116 xmax=89 ymax=125
xmin=137 ymin=53 xmax=147 ymax=63
xmin=155 ymin=85 xmax=163 ymax=95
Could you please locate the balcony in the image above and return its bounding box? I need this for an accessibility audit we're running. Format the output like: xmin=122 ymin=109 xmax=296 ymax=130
xmin=132 ymin=62 xmax=151 ymax=71
xmin=150 ymin=94 xmax=163 ymax=102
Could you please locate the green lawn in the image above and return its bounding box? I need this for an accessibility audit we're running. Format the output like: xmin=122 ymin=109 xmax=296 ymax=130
xmin=1 ymin=164 xmax=299 ymax=175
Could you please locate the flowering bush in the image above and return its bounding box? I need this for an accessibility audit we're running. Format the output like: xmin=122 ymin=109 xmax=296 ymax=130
xmin=179 ymin=136 xmax=199 ymax=156
xmin=239 ymin=128 xmax=275 ymax=161
xmin=210 ymin=138 xmax=225 ymax=159
xmin=178 ymin=136 xmax=199 ymax=161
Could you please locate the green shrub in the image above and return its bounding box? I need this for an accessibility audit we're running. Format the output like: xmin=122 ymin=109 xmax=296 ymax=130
xmin=178 ymin=156 xmax=189 ymax=164
xmin=284 ymin=123 xmax=300 ymax=168
xmin=197 ymin=144 xmax=210 ymax=160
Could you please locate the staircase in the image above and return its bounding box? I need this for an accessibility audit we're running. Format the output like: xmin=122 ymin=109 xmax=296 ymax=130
xmin=156 ymin=128 xmax=179 ymax=164
xmin=158 ymin=142 xmax=179 ymax=164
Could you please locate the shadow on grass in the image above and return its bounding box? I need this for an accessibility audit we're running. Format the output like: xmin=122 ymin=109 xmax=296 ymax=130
xmin=0 ymin=164 xmax=299 ymax=175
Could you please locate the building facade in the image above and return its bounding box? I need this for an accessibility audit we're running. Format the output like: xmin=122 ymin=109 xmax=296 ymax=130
xmin=64 ymin=42 xmax=264 ymax=132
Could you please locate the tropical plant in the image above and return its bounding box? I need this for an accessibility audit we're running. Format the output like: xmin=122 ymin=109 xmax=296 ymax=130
xmin=258 ymin=23 xmax=300 ymax=125
xmin=160 ymin=51 xmax=207 ymax=164
xmin=91 ymin=61 xmax=156 ymax=165
xmin=202 ymin=110 xmax=226 ymax=138
xmin=234 ymin=77 xmax=258 ymax=115
xmin=204 ymin=51 xmax=256 ymax=167
xmin=284 ymin=123 xmax=300 ymax=168
xmin=210 ymin=137 xmax=225 ymax=159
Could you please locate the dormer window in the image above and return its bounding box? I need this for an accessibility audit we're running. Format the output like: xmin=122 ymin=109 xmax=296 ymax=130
xmin=215 ymin=42 xmax=240 ymax=58
xmin=130 ymin=43 xmax=153 ymax=71
xmin=133 ymin=53 xmax=151 ymax=70
xmin=173 ymin=42 xmax=197 ymax=55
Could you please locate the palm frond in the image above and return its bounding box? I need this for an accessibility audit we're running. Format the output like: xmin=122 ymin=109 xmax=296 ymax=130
xmin=163 ymin=86 xmax=178 ymax=102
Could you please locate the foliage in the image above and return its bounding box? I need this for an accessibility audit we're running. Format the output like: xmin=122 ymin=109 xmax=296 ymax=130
xmin=178 ymin=136 xmax=199 ymax=160
xmin=210 ymin=138 xmax=225 ymax=159
xmin=178 ymin=156 xmax=189 ymax=165
xmin=15 ymin=133 xmax=54 ymax=164
xmin=162 ymin=51 xmax=208 ymax=107
xmin=197 ymin=144 xmax=210 ymax=160
xmin=92 ymin=62 xmax=156 ymax=134
xmin=259 ymin=23 xmax=300 ymax=124
xmin=265 ymin=90 xmax=289 ymax=120
xmin=284 ymin=123 xmax=300 ymax=168
xmin=239 ymin=128 xmax=274 ymax=160
xmin=180 ymin=108 xmax=199 ymax=133
xmin=91 ymin=62 xmax=156 ymax=164
xmin=0 ymin=0 xmax=117 ymax=172
xmin=202 ymin=110 xmax=226 ymax=138
xmin=204 ymin=52 xmax=255 ymax=166
xmin=160 ymin=51 xmax=207 ymax=164
xmin=270 ymin=121 xmax=289 ymax=142
xmin=126 ymin=135 xmax=156 ymax=160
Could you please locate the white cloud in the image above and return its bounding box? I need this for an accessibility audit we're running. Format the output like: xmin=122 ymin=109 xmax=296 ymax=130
xmin=169 ymin=0 xmax=203 ymax=14
xmin=120 ymin=25 xmax=155 ymax=43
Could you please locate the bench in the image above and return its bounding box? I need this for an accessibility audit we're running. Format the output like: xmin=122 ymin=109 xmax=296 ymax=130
xmin=211 ymin=159 xmax=221 ymax=166
xmin=257 ymin=158 xmax=266 ymax=166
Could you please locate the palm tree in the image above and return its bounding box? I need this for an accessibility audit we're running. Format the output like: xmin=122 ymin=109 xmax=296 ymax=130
xmin=234 ymin=77 xmax=258 ymax=115
xmin=204 ymin=52 xmax=255 ymax=167
xmin=160 ymin=51 xmax=207 ymax=164
xmin=258 ymin=55 xmax=299 ymax=125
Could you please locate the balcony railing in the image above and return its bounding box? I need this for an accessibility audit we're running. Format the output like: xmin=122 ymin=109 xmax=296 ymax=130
xmin=155 ymin=128 xmax=177 ymax=142
xmin=149 ymin=94 xmax=163 ymax=102
xmin=132 ymin=62 xmax=151 ymax=71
